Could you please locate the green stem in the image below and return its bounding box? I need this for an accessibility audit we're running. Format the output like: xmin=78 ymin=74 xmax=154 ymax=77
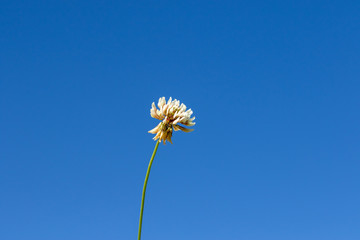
xmin=138 ymin=140 xmax=160 ymax=240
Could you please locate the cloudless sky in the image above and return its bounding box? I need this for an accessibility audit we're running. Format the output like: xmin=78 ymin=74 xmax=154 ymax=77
xmin=1 ymin=1 xmax=359 ymax=240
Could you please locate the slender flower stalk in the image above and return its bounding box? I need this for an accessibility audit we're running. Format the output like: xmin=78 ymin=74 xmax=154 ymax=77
xmin=138 ymin=140 xmax=160 ymax=240
xmin=138 ymin=97 xmax=195 ymax=240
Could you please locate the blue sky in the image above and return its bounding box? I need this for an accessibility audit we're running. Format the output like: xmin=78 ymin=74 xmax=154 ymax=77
xmin=1 ymin=1 xmax=359 ymax=239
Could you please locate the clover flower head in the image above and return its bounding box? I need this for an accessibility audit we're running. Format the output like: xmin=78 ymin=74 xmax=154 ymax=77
xmin=148 ymin=97 xmax=195 ymax=144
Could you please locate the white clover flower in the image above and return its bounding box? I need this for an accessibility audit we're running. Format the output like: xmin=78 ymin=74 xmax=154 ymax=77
xmin=148 ymin=97 xmax=195 ymax=144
